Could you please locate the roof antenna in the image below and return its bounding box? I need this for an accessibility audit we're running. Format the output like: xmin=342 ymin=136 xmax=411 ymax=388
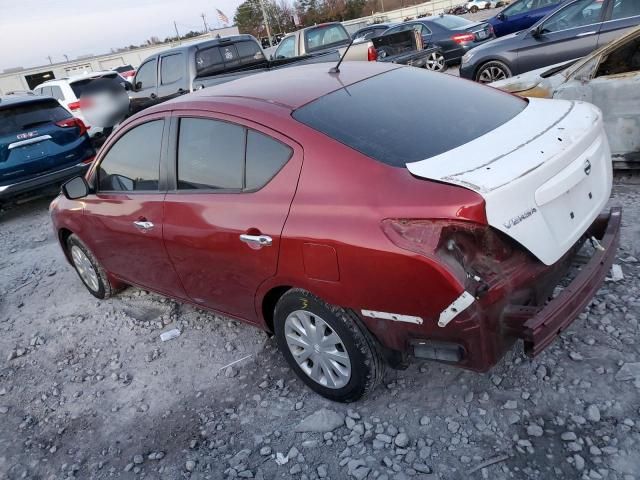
xmin=330 ymin=36 xmax=357 ymax=74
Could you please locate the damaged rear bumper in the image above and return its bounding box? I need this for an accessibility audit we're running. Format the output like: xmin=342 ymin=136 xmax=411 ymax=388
xmin=502 ymin=206 xmax=621 ymax=357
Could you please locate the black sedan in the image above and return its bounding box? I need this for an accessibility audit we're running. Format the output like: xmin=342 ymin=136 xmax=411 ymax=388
xmin=460 ymin=0 xmax=640 ymax=82
xmin=381 ymin=15 xmax=495 ymax=71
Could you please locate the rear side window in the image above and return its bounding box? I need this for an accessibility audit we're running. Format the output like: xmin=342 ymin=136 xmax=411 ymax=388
xmin=178 ymin=118 xmax=245 ymax=190
xmin=161 ymin=54 xmax=184 ymax=85
xmin=292 ymin=67 xmax=526 ymax=167
xmin=304 ymin=24 xmax=350 ymax=52
xmin=98 ymin=120 xmax=164 ymax=191
xmin=177 ymin=118 xmax=292 ymax=191
xmin=0 ymin=100 xmax=70 ymax=136
xmin=246 ymin=131 xmax=293 ymax=190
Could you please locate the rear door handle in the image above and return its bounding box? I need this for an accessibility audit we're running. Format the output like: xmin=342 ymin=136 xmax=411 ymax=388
xmin=239 ymin=234 xmax=272 ymax=247
xmin=577 ymin=31 xmax=597 ymax=37
xmin=134 ymin=220 xmax=154 ymax=230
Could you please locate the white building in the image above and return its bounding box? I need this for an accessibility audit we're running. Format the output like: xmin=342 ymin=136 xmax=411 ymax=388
xmin=0 ymin=26 xmax=239 ymax=94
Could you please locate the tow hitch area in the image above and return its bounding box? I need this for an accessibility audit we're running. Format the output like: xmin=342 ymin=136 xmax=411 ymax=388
xmin=503 ymin=207 xmax=621 ymax=357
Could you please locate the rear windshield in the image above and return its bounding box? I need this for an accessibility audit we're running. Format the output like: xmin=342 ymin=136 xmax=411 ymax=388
xmin=195 ymin=40 xmax=265 ymax=77
xmin=304 ymin=24 xmax=350 ymax=53
xmin=70 ymin=74 xmax=121 ymax=97
xmin=292 ymin=67 xmax=527 ymax=167
xmin=0 ymin=100 xmax=70 ymax=136
xmin=431 ymin=15 xmax=472 ymax=29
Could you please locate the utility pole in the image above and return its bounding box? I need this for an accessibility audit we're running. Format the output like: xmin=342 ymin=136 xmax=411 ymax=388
xmin=258 ymin=0 xmax=273 ymax=47
xmin=63 ymin=54 xmax=69 ymax=62
xmin=174 ymin=21 xmax=181 ymax=40
xmin=47 ymin=55 xmax=53 ymax=65
xmin=200 ymin=13 xmax=209 ymax=33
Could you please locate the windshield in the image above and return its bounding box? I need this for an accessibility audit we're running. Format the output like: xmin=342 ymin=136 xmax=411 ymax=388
xmin=431 ymin=15 xmax=473 ymax=29
xmin=304 ymin=24 xmax=350 ymax=53
xmin=0 ymin=100 xmax=70 ymax=136
xmin=293 ymin=67 xmax=527 ymax=167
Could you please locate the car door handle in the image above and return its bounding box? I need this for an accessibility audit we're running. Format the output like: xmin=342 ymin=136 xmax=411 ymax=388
xmin=239 ymin=234 xmax=272 ymax=247
xmin=577 ymin=31 xmax=597 ymax=37
xmin=133 ymin=220 xmax=154 ymax=230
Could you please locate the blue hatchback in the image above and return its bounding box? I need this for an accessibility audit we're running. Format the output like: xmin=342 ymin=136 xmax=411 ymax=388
xmin=0 ymin=95 xmax=94 ymax=202
xmin=488 ymin=0 xmax=566 ymax=37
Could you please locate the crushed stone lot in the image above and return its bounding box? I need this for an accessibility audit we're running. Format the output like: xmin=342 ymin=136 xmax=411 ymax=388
xmin=1 ymin=182 xmax=640 ymax=480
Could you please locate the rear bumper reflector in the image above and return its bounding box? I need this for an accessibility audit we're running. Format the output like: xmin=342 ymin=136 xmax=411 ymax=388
xmin=503 ymin=207 xmax=621 ymax=356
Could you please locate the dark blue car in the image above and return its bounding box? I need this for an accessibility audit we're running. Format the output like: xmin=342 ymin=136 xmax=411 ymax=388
xmin=0 ymin=95 xmax=94 ymax=203
xmin=488 ymin=0 xmax=566 ymax=37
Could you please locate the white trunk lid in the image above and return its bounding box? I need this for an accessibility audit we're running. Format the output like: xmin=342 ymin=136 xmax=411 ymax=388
xmin=406 ymin=98 xmax=612 ymax=265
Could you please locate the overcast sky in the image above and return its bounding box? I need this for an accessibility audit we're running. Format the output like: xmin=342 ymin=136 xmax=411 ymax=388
xmin=0 ymin=0 xmax=244 ymax=71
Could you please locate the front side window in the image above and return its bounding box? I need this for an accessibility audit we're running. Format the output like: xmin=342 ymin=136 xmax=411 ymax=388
xmin=177 ymin=118 xmax=293 ymax=191
xmin=304 ymin=24 xmax=350 ymax=52
xmin=160 ymin=54 xmax=184 ymax=85
xmin=612 ymin=0 xmax=640 ymax=20
xmin=541 ymin=0 xmax=603 ymax=33
xmin=98 ymin=120 xmax=163 ymax=191
xmin=135 ymin=60 xmax=157 ymax=89
xmin=274 ymin=36 xmax=295 ymax=59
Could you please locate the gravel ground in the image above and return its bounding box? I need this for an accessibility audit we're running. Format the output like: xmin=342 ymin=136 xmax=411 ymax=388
xmin=1 ymin=182 xmax=640 ymax=480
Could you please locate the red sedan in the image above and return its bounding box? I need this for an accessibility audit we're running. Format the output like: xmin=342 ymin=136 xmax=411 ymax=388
xmin=51 ymin=62 xmax=620 ymax=402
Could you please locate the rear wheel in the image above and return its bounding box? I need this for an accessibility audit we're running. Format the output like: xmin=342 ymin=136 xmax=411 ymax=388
xmin=475 ymin=60 xmax=512 ymax=83
xmin=470 ymin=5 xmax=479 ymax=13
xmin=425 ymin=51 xmax=447 ymax=72
xmin=67 ymin=234 xmax=114 ymax=299
xmin=274 ymin=289 xmax=385 ymax=402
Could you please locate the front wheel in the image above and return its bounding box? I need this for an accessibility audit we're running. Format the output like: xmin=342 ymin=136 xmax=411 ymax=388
xmin=425 ymin=51 xmax=447 ymax=72
xmin=470 ymin=5 xmax=479 ymax=13
xmin=475 ymin=60 xmax=512 ymax=83
xmin=274 ymin=289 xmax=385 ymax=402
xmin=67 ymin=234 xmax=114 ymax=299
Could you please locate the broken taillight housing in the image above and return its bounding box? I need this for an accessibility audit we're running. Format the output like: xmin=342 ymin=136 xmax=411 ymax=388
xmin=381 ymin=219 xmax=513 ymax=289
xmin=56 ymin=117 xmax=88 ymax=137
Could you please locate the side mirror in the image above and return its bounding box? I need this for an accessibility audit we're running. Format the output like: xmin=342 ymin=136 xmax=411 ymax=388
xmin=497 ymin=12 xmax=505 ymax=20
xmin=531 ymin=25 xmax=542 ymax=37
xmin=135 ymin=81 xmax=142 ymax=90
xmin=270 ymin=54 xmax=274 ymax=60
xmin=62 ymin=176 xmax=89 ymax=200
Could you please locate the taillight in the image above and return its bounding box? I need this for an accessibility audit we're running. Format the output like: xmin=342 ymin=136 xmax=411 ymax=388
xmin=451 ymin=33 xmax=476 ymax=44
xmin=56 ymin=117 xmax=88 ymax=137
xmin=82 ymin=155 xmax=95 ymax=164
xmin=381 ymin=219 xmax=513 ymax=286
xmin=488 ymin=24 xmax=494 ymax=36
xmin=67 ymin=101 xmax=81 ymax=111
xmin=367 ymin=45 xmax=378 ymax=62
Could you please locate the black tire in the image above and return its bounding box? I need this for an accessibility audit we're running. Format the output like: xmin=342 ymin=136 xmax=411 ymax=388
xmin=474 ymin=60 xmax=512 ymax=83
xmin=274 ymin=289 xmax=385 ymax=402
xmin=470 ymin=5 xmax=479 ymax=13
xmin=66 ymin=234 xmax=114 ymax=299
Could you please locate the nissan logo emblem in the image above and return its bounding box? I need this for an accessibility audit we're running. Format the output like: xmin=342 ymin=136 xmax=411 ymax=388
xmin=584 ymin=160 xmax=592 ymax=176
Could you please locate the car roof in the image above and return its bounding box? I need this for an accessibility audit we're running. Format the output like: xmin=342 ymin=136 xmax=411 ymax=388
xmin=189 ymin=62 xmax=402 ymax=110
xmin=0 ymin=94 xmax=56 ymax=108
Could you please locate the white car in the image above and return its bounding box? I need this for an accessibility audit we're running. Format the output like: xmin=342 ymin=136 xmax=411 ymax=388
xmin=465 ymin=0 xmax=496 ymax=12
xmin=33 ymin=72 xmax=128 ymax=138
